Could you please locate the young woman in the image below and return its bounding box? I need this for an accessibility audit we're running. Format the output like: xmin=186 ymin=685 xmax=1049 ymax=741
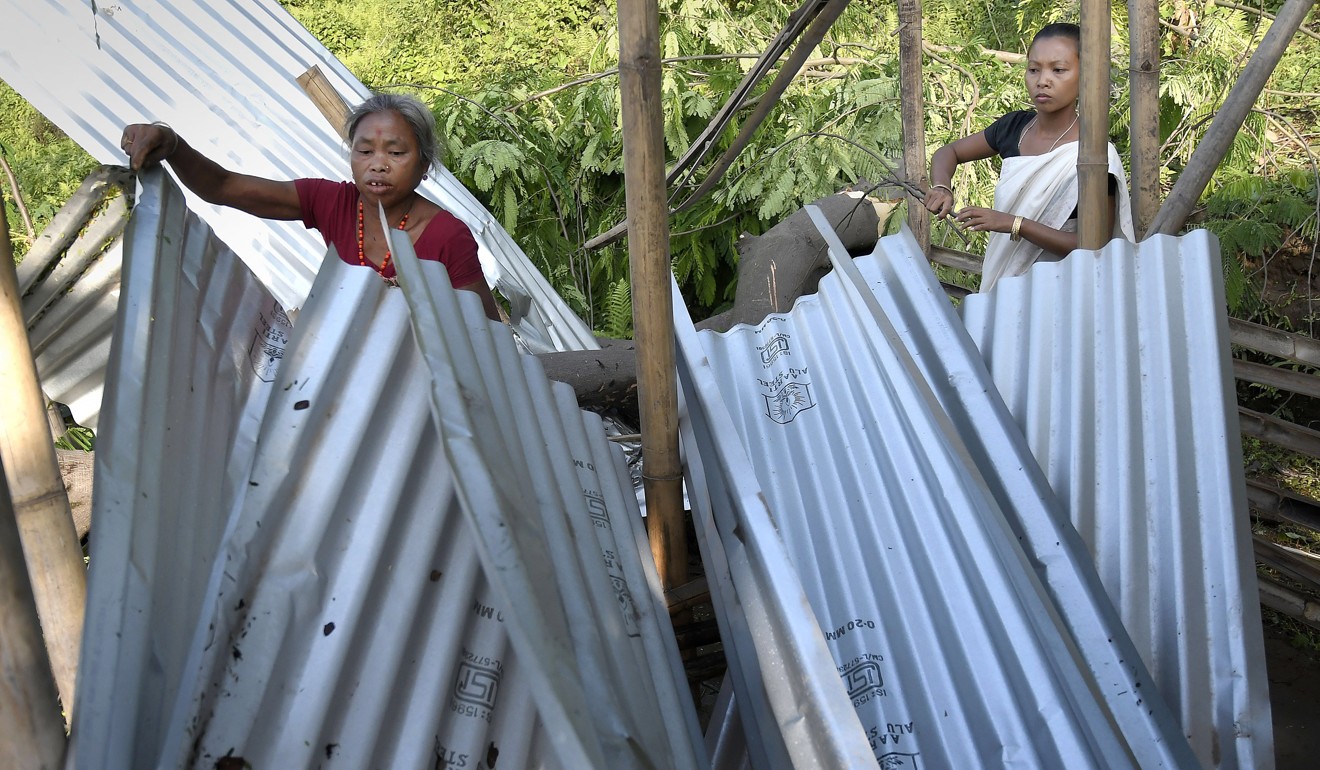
xmin=120 ymin=93 xmax=502 ymax=320
xmin=925 ymin=23 xmax=1134 ymax=291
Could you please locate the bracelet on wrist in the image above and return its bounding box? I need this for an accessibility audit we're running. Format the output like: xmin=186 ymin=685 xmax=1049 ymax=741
xmin=151 ymin=121 xmax=180 ymax=157
xmin=1010 ymin=215 xmax=1024 ymax=242
xmin=930 ymin=183 xmax=953 ymax=196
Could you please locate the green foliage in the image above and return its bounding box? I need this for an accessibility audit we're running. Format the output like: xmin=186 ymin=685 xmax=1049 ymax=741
xmin=393 ymin=0 xmax=909 ymax=330
xmin=2 ymin=0 xmax=1315 ymax=334
xmin=54 ymin=425 xmax=95 ymax=452
xmin=0 ymin=82 xmax=97 ymax=259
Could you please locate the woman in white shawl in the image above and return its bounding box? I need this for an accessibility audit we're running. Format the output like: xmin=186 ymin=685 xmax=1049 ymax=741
xmin=925 ymin=22 xmax=1134 ymax=292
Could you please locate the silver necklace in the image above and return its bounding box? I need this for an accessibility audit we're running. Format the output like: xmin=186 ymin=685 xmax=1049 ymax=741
xmin=1025 ymin=111 xmax=1079 ymax=152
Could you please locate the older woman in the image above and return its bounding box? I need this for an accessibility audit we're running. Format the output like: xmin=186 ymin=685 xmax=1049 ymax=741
xmin=925 ymin=23 xmax=1134 ymax=291
xmin=121 ymin=93 xmax=501 ymax=320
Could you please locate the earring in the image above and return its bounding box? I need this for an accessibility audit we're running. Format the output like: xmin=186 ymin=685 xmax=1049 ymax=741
xmin=422 ymin=173 xmax=429 ymax=180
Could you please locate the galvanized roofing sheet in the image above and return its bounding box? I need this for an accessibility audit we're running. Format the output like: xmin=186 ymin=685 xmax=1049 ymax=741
xmin=75 ymin=170 xmax=699 ymax=769
xmin=959 ymin=230 xmax=1273 ymax=770
xmin=76 ymin=171 xmax=289 ymax=768
xmin=0 ymin=0 xmax=595 ymax=353
xmin=673 ymin=218 xmax=1184 ymax=767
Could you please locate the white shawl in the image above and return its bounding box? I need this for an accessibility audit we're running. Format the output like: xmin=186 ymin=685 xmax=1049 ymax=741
xmin=980 ymin=142 xmax=1135 ymax=292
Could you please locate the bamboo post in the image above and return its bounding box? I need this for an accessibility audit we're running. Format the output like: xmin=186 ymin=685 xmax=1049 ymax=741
xmin=897 ymin=0 xmax=929 ymax=251
xmin=1128 ymin=0 xmax=1161 ymax=238
xmin=617 ymin=0 xmax=686 ymax=588
xmin=1077 ymin=0 xmax=1112 ymax=249
xmin=0 ymin=466 xmax=66 ymax=770
xmin=297 ymin=65 xmax=350 ymax=141
xmin=1148 ymin=0 xmax=1316 ymax=236
xmin=0 ymin=200 xmax=86 ymax=720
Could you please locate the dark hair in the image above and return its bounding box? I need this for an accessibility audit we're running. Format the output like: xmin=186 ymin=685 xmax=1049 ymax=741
xmin=344 ymin=93 xmax=440 ymax=170
xmin=1031 ymin=22 xmax=1081 ymax=52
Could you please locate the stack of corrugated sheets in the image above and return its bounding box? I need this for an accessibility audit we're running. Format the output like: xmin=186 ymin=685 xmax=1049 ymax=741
xmin=679 ymin=207 xmax=1270 ymax=770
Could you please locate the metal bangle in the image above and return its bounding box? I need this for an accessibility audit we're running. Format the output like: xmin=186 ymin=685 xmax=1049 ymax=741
xmin=1011 ymin=215 xmax=1024 ymax=241
xmin=151 ymin=121 xmax=180 ymax=156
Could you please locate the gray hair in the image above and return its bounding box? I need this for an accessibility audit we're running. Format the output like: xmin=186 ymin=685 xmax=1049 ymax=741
xmin=344 ymin=93 xmax=440 ymax=170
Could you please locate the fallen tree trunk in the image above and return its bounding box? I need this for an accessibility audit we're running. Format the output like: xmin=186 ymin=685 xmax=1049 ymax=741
xmin=540 ymin=190 xmax=896 ymax=410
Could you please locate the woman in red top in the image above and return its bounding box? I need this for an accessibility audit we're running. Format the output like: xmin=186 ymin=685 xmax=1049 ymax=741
xmin=120 ymin=93 xmax=501 ymax=320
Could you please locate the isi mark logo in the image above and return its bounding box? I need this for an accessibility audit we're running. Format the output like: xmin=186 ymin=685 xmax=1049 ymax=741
xmin=758 ymin=332 xmax=791 ymax=367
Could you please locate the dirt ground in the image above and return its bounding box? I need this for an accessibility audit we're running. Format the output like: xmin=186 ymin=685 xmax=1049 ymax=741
xmin=1266 ymin=620 xmax=1320 ymax=766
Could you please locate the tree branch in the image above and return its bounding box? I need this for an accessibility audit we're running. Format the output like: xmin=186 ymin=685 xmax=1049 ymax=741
xmin=1212 ymin=0 xmax=1320 ymax=42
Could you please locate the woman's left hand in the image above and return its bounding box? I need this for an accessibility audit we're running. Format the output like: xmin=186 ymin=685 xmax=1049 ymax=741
xmin=953 ymin=206 xmax=1014 ymax=234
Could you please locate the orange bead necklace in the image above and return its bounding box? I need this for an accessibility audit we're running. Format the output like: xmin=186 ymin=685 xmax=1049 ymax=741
xmin=357 ymin=199 xmax=411 ymax=276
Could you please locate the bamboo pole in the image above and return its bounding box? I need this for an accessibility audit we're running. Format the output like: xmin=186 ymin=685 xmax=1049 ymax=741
xmin=667 ymin=0 xmax=852 ymax=215
xmin=1148 ymin=0 xmax=1316 ymax=236
xmin=617 ymin=0 xmax=686 ymax=588
xmin=897 ymin=0 xmax=929 ymax=251
xmin=297 ymin=65 xmax=350 ymax=141
xmin=0 ymin=468 xmax=66 ymax=770
xmin=1128 ymin=0 xmax=1161 ymax=238
xmin=1077 ymin=0 xmax=1112 ymax=249
xmin=0 ymin=200 xmax=85 ymax=720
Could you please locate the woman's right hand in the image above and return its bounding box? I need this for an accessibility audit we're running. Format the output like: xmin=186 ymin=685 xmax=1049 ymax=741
xmin=120 ymin=123 xmax=178 ymax=171
xmin=924 ymin=185 xmax=954 ymax=218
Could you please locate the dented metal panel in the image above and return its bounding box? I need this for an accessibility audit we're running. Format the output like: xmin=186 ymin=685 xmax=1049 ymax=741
xmin=76 ymin=171 xmax=289 ymax=768
xmin=27 ymin=238 xmax=122 ymax=430
xmin=0 ymin=0 xmax=594 ymax=353
xmin=393 ymin=228 xmax=705 ymax=770
xmin=959 ymin=231 xmax=1273 ymax=770
xmin=674 ymin=234 xmax=1145 ymax=765
xmin=814 ymin=214 xmax=1198 ymax=768
xmin=76 ymin=171 xmax=700 ymax=769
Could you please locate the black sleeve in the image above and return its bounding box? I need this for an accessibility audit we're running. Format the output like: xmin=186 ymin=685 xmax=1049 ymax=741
xmin=983 ymin=110 xmax=1036 ymax=159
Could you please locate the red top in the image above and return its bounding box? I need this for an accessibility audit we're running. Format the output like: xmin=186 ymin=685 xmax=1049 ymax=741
xmin=295 ymin=179 xmax=483 ymax=286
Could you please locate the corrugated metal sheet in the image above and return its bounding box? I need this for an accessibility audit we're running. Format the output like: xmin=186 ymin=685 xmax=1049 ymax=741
xmin=0 ymin=0 xmax=594 ymax=354
xmin=77 ymin=170 xmax=288 ymax=768
xmin=959 ymin=231 xmax=1273 ymax=770
xmin=75 ymin=170 xmax=700 ymax=769
xmin=393 ymin=226 xmax=705 ymax=769
xmin=674 ymin=221 xmax=1174 ymax=766
xmin=814 ymin=212 xmax=1198 ymax=768
xmin=21 ymin=167 xmax=133 ymax=430
xmin=27 ymin=238 xmax=122 ymax=430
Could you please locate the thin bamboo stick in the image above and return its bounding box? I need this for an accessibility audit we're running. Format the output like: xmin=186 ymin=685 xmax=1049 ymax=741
xmin=0 ymin=200 xmax=86 ymax=720
xmin=1228 ymin=316 xmax=1320 ymax=368
xmin=897 ymin=0 xmax=929 ymax=251
xmin=617 ymin=0 xmax=686 ymax=588
xmin=1148 ymin=0 xmax=1316 ymax=235
xmin=1258 ymin=576 xmax=1320 ymax=631
xmin=1128 ymin=0 xmax=1161 ymax=238
xmin=0 ymin=469 xmax=66 ymax=770
xmin=0 ymin=151 xmax=35 ymax=242
xmin=1232 ymin=358 xmax=1320 ymax=400
xmin=1239 ymin=406 xmax=1320 ymax=457
xmin=1077 ymin=0 xmax=1112 ymax=249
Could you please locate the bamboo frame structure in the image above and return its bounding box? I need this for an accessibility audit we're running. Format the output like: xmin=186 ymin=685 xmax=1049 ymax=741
xmin=1128 ymin=0 xmax=1161 ymax=238
xmin=0 ymin=468 xmax=66 ymax=770
xmin=1148 ymin=0 xmax=1316 ymax=236
xmin=1077 ymin=0 xmax=1111 ymax=249
xmin=0 ymin=203 xmax=86 ymax=721
xmin=898 ymin=0 xmax=929 ymax=251
xmin=617 ymin=0 xmax=686 ymax=588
